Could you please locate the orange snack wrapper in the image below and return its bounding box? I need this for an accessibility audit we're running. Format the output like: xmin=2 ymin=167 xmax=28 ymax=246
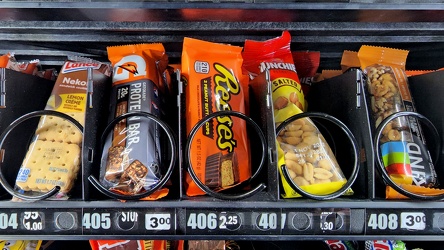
xmin=340 ymin=50 xmax=360 ymax=72
xmin=405 ymin=70 xmax=435 ymax=77
xmin=182 ymin=37 xmax=251 ymax=196
xmin=0 ymin=52 xmax=39 ymax=75
xmin=101 ymin=44 xmax=170 ymax=198
xmin=386 ymin=185 xmax=444 ymax=199
xmin=358 ymin=45 xmax=439 ymax=198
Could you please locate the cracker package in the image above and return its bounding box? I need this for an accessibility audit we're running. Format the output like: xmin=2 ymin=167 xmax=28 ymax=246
xmin=358 ymin=45 xmax=439 ymax=198
xmin=182 ymin=37 xmax=251 ymax=196
xmin=101 ymin=44 xmax=169 ymax=198
xmin=14 ymin=57 xmax=111 ymax=200
xmin=242 ymin=31 xmax=351 ymax=198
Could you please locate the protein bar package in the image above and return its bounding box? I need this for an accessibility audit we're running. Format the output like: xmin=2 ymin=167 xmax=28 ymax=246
xmin=101 ymin=44 xmax=169 ymax=199
xmin=242 ymin=31 xmax=351 ymax=198
xmin=182 ymin=37 xmax=251 ymax=196
xmin=358 ymin=45 xmax=439 ymax=198
xmin=13 ymin=56 xmax=111 ymax=200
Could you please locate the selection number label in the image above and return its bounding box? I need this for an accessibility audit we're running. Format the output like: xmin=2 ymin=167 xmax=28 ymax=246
xmin=368 ymin=213 xmax=399 ymax=230
xmin=255 ymin=212 xmax=278 ymax=231
xmin=0 ymin=213 xmax=18 ymax=230
xmin=83 ymin=213 xmax=111 ymax=230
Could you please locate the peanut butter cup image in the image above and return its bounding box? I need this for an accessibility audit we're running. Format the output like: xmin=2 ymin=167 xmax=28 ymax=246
xmin=205 ymin=152 xmax=239 ymax=189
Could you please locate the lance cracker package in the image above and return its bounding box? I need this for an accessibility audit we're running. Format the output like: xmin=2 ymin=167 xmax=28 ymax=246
xmin=358 ymin=45 xmax=439 ymax=199
xmin=101 ymin=43 xmax=169 ymax=199
xmin=13 ymin=56 xmax=111 ymax=200
xmin=242 ymin=31 xmax=351 ymax=198
xmin=182 ymin=37 xmax=251 ymax=196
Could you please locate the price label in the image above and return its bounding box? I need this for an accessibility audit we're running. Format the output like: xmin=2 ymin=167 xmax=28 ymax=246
xmin=145 ymin=213 xmax=172 ymax=231
xmin=117 ymin=212 xmax=138 ymax=231
xmin=218 ymin=212 xmax=241 ymax=231
xmin=22 ymin=211 xmax=43 ymax=231
xmin=400 ymin=212 xmax=426 ymax=230
xmin=186 ymin=211 xmax=243 ymax=233
xmin=320 ymin=212 xmax=343 ymax=232
xmin=255 ymin=212 xmax=278 ymax=231
xmin=83 ymin=213 xmax=111 ymax=230
xmin=0 ymin=213 xmax=18 ymax=230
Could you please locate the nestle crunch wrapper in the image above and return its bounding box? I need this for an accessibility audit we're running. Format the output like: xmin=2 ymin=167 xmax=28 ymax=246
xmin=101 ymin=44 xmax=169 ymax=199
xmin=358 ymin=45 xmax=439 ymax=199
xmin=182 ymin=37 xmax=251 ymax=196
xmin=242 ymin=31 xmax=352 ymax=198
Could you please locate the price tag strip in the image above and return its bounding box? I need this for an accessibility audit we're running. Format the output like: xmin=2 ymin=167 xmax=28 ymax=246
xmin=282 ymin=208 xmax=350 ymax=235
xmin=185 ymin=209 xmax=281 ymax=235
xmin=82 ymin=208 xmax=175 ymax=235
xmin=366 ymin=209 xmax=440 ymax=235
xmin=0 ymin=208 xmax=82 ymax=235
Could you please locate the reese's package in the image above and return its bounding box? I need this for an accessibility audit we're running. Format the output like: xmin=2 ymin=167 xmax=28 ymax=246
xmin=101 ymin=44 xmax=169 ymax=199
xmin=182 ymin=37 xmax=251 ymax=196
xmin=242 ymin=31 xmax=351 ymax=198
xmin=358 ymin=45 xmax=439 ymax=198
xmin=14 ymin=56 xmax=111 ymax=200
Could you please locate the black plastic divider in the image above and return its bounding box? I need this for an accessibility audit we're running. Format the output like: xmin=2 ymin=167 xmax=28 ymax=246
xmin=0 ymin=69 xmax=55 ymax=199
xmin=248 ymin=70 xmax=280 ymax=201
xmin=307 ymin=69 xmax=375 ymax=199
xmin=409 ymin=71 xmax=444 ymax=185
xmin=81 ymin=71 xmax=111 ymax=200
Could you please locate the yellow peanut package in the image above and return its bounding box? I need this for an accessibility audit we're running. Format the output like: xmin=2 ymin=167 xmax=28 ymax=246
xmin=242 ymin=31 xmax=352 ymax=198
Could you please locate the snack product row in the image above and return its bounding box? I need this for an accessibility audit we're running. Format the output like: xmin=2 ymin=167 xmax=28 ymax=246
xmin=0 ymin=30 xmax=443 ymax=202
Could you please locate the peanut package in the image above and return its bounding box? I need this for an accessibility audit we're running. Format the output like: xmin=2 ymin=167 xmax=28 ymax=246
xmin=101 ymin=44 xmax=169 ymax=199
xmin=182 ymin=37 xmax=251 ymax=196
xmin=358 ymin=45 xmax=438 ymax=198
xmin=0 ymin=240 xmax=42 ymax=250
xmin=14 ymin=56 xmax=111 ymax=200
xmin=242 ymin=31 xmax=351 ymax=198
